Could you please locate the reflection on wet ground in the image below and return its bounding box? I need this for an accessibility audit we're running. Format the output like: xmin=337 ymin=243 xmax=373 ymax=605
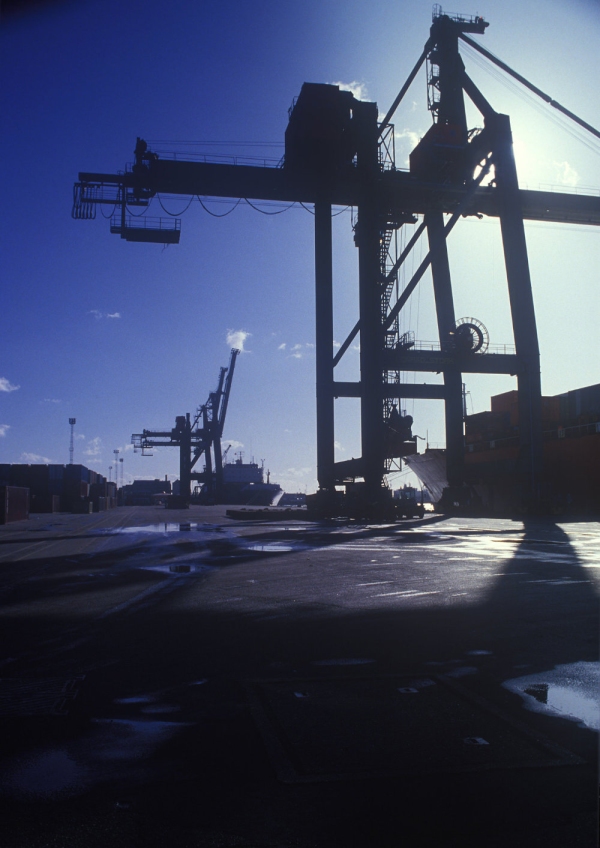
xmin=115 ymin=523 xmax=197 ymax=534
xmin=140 ymin=563 xmax=206 ymax=575
xmin=503 ymin=661 xmax=600 ymax=730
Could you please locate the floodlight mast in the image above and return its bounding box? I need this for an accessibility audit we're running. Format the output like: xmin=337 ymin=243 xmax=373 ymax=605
xmin=73 ymin=11 xmax=600 ymax=515
xmin=69 ymin=418 xmax=76 ymax=465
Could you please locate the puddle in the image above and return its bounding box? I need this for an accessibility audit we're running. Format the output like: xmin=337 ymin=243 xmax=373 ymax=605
xmin=503 ymin=661 xmax=600 ymax=730
xmin=140 ymin=563 xmax=208 ymax=575
xmin=116 ymin=524 xmax=197 ymax=534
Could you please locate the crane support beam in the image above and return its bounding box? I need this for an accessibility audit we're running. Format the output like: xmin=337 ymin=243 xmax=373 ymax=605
xmin=493 ymin=113 xmax=543 ymax=489
xmin=78 ymin=167 xmax=600 ymax=227
xmin=315 ymin=201 xmax=335 ymax=490
xmin=382 ymin=350 xmax=519 ymax=374
xmin=334 ymin=382 xmax=448 ymax=400
xmin=426 ymin=210 xmax=464 ymax=487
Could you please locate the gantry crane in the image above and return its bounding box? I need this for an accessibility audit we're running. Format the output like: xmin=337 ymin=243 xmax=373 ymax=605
xmin=131 ymin=348 xmax=239 ymax=502
xmin=74 ymin=8 xmax=600 ymax=516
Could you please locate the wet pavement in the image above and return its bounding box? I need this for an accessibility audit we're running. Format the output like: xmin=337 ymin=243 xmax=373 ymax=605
xmin=0 ymin=506 xmax=598 ymax=846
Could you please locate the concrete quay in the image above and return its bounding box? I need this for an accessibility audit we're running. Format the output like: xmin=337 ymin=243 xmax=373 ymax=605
xmin=0 ymin=506 xmax=598 ymax=846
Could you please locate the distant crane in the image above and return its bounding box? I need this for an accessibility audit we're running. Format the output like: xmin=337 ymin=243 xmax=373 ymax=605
xmin=131 ymin=349 xmax=239 ymax=502
xmin=74 ymin=8 xmax=600 ymax=516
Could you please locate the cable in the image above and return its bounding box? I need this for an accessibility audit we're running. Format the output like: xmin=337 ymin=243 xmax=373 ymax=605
xmin=244 ymin=198 xmax=296 ymax=215
xmin=125 ymin=201 xmax=152 ymax=217
xmin=157 ymin=194 xmax=195 ymax=216
xmin=198 ymin=197 xmax=242 ymax=217
xmin=461 ymin=42 xmax=600 ymax=156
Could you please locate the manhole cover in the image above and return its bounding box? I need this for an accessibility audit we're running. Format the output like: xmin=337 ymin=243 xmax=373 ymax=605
xmin=248 ymin=675 xmax=582 ymax=783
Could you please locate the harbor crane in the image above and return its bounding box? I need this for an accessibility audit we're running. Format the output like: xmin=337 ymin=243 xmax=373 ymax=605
xmin=132 ymin=348 xmax=239 ymax=502
xmin=74 ymin=8 xmax=600 ymax=516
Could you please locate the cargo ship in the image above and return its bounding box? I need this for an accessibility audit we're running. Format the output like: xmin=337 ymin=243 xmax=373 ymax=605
xmin=193 ymin=454 xmax=282 ymax=506
xmin=404 ymin=383 xmax=600 ymax=515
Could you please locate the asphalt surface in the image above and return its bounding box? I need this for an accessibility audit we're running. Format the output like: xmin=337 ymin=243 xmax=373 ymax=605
xmin=0 ymin=506 xmax=598 ymax=847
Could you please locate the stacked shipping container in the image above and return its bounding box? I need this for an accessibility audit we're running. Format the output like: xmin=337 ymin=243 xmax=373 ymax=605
xmin=0 ymin=464 xmax=114 ymax=514
xmin=0 ymin=486 xmax=30 ymax=524
xmin=464 ymin=383 xmax=600 ymax=512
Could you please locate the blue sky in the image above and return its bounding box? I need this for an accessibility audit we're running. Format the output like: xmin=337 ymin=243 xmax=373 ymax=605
xmin=1 ymin=0 xmax=599 ymax=492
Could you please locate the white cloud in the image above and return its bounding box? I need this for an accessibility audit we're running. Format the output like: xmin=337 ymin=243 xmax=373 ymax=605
xmin=43 ymin=398 xmax=61 ymax=404
xmin=0 ymin=377 xmax=20 ymax=392
xmin=0 ymin=424 xmax=10 ymax=437
xmin=226 ymin=329 xmax=251 ymax=352
xmin=84 ymin=436 xmax=102 ymax=457
xmin=221 ymin=439 xmax=244 ymax=460
xmin=88 ymin=310 xmax=121 ymax=320
xmin=395 ymin=128 xmax=422 ymax=148
xmin=285 ymin=466 xmax=312 ymax=479
xmin=283 ymin=342 xmax=316 ymax=360
xmin=333 ymin=340 xmax=341 ymax=349
xmin=332 ymin=80 xmax=368 ymax=101
xmin=553 ymin=160 xmax=579 ymax=187
xmin=394 ymin=128 xmax=425 ymax=167
xmin=21 ymin=452 xmax=52 ymax=463
xmin=278 ymin=343 xmax=286 ymax=350
xmin=334 ymin=441 xmax=345 ymax=452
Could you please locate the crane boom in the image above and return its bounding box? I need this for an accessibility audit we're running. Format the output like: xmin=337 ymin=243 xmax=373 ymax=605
xmin=75 ymin=160 xmax=600 ymax=227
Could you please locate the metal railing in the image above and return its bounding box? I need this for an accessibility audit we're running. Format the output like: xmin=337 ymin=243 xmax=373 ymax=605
xmin=406 ymin=340 xmax=516 ymax=355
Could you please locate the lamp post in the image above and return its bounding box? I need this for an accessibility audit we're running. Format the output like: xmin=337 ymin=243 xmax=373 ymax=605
xmin=69 ymin=418 xmax=76 ymax=464
xmin=114 ymin=450 xmax=120 ymax=488
xmin=108 ymin=466 xmax=112 ymax=482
